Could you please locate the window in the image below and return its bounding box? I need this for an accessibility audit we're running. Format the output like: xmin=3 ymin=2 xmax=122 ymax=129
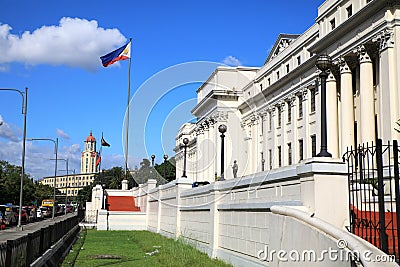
xmin=278 ymin=146 xmax=282 ymax=167
xmin=346 ymin=5 xmax=352 ymax=17
xmin=277 ymin=71 xmax=280 ymax=80
xmin=260 ymin=84 xmax=263 ymax=91
xmin=330 ymin=18 xmax=336 ymax=30
xmin=298 ymin=94 xmax=303 ymax=118
xmin=277 ymin=106 xmax=282 ymax=127
xmin=261 ymin=116 xmax=264 ymax=135
xmin=268 ymin=78 xmax=271 ymax=86
xmin=286 ymin=64 xmax=290 ymax=74
xmin=287 ymin=102 xmax=292 ymax=123
xmin=288 ymin=143 xmax=292 ymax=165
xmin=297 ymin=56 xmax=301 ymax=66
xmin=269 ymin=112 xmax=272 ymax=130
xmin=299 ymin=139 xmax=304 ymax=161
xmin=310 ymin=88 xmax=316 ymax=112
xmin=311 ymin=135 xmax=317 ymax=157
xmin=269 ymin=149 xmax=273 ymax=170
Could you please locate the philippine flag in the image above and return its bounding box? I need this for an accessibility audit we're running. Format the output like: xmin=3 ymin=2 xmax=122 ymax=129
xmin=96 ymin=150 xmax=101 ymax=166
xmin=100 ymin=41 xmax=131 ymax=67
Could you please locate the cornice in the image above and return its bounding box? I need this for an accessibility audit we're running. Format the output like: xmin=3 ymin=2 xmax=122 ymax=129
xmin=309 ymin=0 xmax=387 ymax=54
xmin=238 ymin=55 xmax=317 ymax=113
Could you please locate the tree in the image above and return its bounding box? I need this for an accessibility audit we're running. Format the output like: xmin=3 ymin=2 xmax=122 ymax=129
xmin=77 ymin=166 xmax=133 ymax=204
xmin=0 ymin=160 xmax=60 ymax=206
xmin=155 ymin=156 xmax=176 ymax=182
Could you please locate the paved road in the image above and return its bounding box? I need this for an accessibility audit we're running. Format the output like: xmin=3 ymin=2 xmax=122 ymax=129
xmin=0 ymin=212 xmax=76 ymax=242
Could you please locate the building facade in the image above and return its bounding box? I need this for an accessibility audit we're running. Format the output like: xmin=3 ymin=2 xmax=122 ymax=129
xmin=40 ymin=131 xmax=99 ymax=197
xmin=175 ymin=0 xmax=400 ymax=182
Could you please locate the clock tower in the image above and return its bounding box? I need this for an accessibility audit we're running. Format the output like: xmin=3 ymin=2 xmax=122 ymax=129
xmin=81 ymin=131 xmax=98 ymax=173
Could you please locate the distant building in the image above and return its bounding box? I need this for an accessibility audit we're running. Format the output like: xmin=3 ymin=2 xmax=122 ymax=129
xmin=39 ymin=131 xmax=99 ymax=197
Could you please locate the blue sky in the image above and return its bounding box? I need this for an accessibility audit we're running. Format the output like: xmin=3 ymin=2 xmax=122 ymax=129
xmin=0 ymin=0 xmax=324 ymax=180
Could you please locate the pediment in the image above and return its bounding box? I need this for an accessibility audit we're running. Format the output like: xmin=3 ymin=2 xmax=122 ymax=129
xmin=264 ymin=34 xmax=300 ymax=64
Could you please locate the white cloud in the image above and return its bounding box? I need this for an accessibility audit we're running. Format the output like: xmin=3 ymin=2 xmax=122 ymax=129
xmin=223 ymin=55 xmax=242 ymax=67
xmin=0 ymin=17 xmax=127 ymax=71
xmin=0 ymin=115 xmax=21 ymax=142
xmin=56 ymin=128 xmax=70 ymax=139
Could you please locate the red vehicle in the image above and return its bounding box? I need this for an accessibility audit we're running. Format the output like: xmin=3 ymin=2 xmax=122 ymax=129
xmin=15 ymin=209 xmax=29 ymax=223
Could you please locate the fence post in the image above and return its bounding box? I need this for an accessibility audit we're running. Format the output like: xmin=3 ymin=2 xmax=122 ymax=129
xmin=5 ymin=240 xmax=12 ymax=267
xmin=376 ymin=139 xmax=388 ymax=253
xmin=39 ymin=227 xmax=44 ymax=254
xmin=392 ymin=140 xmax=400 ymax=258
xmin=26 ymin=233 xmax=32 ymax=266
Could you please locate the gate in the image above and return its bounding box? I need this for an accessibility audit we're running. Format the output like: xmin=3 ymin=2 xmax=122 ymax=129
xmin=344 ymin=139 xmax=400 ymax=262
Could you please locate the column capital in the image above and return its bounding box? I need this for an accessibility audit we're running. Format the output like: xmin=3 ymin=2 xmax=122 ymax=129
xmin=354 ymin=45 xmax=372 ymax=64
xmin=338 ymin=58 xmax=352 ymax=74
xmin=372 ymin=29 xmax=394 ymax=52
xmin=285 ymin=94 xmax=296 ymax=107
xmin=301 ymin=89 xmax=308 ymax=100
xmin=327 ymin=72 xmax=336 ymax=82
xmin=211 ymin=111 xmax=229 ymax=122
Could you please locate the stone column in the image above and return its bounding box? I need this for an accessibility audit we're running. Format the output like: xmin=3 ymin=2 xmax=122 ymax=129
xmin=326 ymin=72 xmax=339 ymax=158
xmin=375 ymin=29 xmax=398 ymax=143
xmin=358 ymin=46 xmax=375 ymax=144
xmin=339 ymin=58 xmax=355 ymax=155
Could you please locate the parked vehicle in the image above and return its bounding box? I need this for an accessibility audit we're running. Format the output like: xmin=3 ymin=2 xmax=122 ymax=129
xmin=14 ymin=208 xmax=29 ymax=223
xmin=0 ymin=206 xmax=6 ymax=230
xmin=23 ymin=206 xmax=37 ymax=222
xmin=40 ymin=206 xmax=52 ymax=218
xmin=36 ymin=209 xmax=44 ymax=220
xmin=4 ymin=205 xmax=17 ymax=225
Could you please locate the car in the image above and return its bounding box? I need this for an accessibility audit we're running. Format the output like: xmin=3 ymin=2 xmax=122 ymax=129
xmin=40 ymin=207 xmax=52 ymax=218
xmin=16 ymin=209 xmax=29 ymax=223
xmin=36 ymin=209 xmax=44 ymax=220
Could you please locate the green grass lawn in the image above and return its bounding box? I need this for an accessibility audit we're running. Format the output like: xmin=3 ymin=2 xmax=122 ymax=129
xmin=62 ymin=229 xmax=232 ymax=267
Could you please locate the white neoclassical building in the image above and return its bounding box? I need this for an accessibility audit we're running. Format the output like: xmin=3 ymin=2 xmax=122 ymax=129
xmin=175 ymin=0 xmax=400 ymax=182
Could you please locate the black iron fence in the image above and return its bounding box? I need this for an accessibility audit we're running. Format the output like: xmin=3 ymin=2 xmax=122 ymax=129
xmin=0 ymin=209 xmax=84 ymax=267
xmin=344 ymin=139 xmax=400 ymax=262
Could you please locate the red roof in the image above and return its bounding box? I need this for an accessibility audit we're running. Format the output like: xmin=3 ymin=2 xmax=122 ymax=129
xmin=106 ymin=196 xmax=140 ymax=212
xmin=86 ymin=131 xmax=96 ymax=142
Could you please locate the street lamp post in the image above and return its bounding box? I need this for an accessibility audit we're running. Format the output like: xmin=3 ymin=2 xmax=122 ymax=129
xmin=151 ymin=155 xmax=155 ymax=167
xmin=262 ymin=159 xmax=265 ymax=172
xmin=182 ymin=138 xmax=189 ymax=178
xmin=52 ymin=158 xmax=69 ymax=215
xmin=163 ymin=154 xmax=168 ymax=180
xmin=218 ymin=124 xmax=227 ymax=181
xmin=0 ymin=87 xmax=28 ymax=229
xmin=316 ymin=55 xmax=332 ymax=157
xmin=28 ymin=137 xmax=58 ymax=219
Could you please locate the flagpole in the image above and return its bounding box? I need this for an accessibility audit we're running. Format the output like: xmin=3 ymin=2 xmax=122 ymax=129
xmin=98 ymin=133 xmax=103 ymax=172
xmin=125 ymin=37 xmax=132 ymax=181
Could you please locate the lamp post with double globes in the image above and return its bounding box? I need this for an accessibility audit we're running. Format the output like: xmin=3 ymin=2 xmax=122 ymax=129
xmin=218 ymin=124 xmax=227 ymax=181
xmin=182 ymin=138 xmax=189 ymax=178
xmin=316 ymin=55 xmax=332 ymax=157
